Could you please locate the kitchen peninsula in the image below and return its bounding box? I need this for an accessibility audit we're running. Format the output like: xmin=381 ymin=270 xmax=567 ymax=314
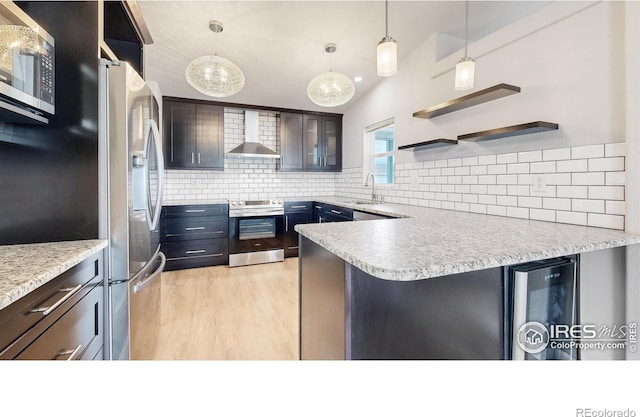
xmin=296 ymin=201 xmax=640 ymax=360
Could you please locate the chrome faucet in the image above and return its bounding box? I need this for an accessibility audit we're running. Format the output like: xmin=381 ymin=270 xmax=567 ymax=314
xmin=364 ymin=172 xmax=379 ymax=202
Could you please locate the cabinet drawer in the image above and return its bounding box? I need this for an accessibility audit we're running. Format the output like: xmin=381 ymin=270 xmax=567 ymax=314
xmin=162 ymin=204 xmax=228 ymax=218
xmin=15 ymin=284 xmax=103 ymax=360
xmin=162 ymin=217 xmax=228 ymax=241
xmin=162 ymin=238 xmax=228 ymax=261
xmin=0 ymin=253 xmax=102 ymax=356
xmin=162 ymin=239 xmax=229 ymax=271
xmin=285 ymin=201 xmax=313 ymax=213
xmin=323 ymin=204 xmax=353 ymax=220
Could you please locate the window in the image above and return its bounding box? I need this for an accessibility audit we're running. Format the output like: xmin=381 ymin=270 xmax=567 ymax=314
xmin=364 ymin=119 xmax=395 ymax=184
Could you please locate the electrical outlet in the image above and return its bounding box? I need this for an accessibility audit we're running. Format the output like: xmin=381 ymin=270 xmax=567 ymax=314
xmin=532 ymin=174 xmax=546 ymax=194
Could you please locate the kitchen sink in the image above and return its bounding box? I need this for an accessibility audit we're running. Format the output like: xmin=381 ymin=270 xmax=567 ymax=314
xmin=351 ymin=199 xmax=380 ymax=205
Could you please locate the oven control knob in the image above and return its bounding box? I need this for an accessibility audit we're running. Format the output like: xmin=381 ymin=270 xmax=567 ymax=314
xmin=277 ymin=199 xmax=283 ymax=204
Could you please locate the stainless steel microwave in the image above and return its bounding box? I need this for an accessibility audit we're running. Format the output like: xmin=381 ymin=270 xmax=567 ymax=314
xmin=0 ymin=2 xmax=54 ymax=115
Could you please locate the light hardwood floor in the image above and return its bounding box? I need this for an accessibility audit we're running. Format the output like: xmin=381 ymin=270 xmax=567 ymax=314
xmin=153 ymin=258 xmax=299 ymax=360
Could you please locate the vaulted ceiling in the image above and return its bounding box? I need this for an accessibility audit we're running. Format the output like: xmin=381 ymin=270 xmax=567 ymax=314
xmin=140 ymin=1 xmax=550 ymax=113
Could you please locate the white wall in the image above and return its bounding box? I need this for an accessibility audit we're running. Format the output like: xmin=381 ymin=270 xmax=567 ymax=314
xmin=342 ymin=2 xmax=625 ymax=169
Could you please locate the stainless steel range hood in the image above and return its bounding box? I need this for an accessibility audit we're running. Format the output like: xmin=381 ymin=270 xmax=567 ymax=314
xmin=226 ymin=110 xmax=280 ymax=159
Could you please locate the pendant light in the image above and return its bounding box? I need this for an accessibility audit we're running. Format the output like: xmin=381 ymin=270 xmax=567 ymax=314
xmin=185 ymin=20 xmax=245 ymax=98
xmin=376 ymin=0 xmax=397 ymax=77
xmin=455 ymin=1 xmax=475 ymax=91
xmin=307 ymin=43 xmax=355 ymax=107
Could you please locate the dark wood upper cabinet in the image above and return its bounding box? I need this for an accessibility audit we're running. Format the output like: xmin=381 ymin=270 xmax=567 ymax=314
xmin=280 ymin=113 xmax=342 ymax=172
xmin=279 ymin=113 xmax=303 ymax=170
xmin=163 ymin=99 xmax=224 ymax=170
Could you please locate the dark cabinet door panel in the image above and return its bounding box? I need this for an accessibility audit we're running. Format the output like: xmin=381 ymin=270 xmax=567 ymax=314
xmin=285 ymin=210 xmax=312 ymax=257
xmin=279 ymin=113 xmax=303 ymax=170
xmin=164 ymin=101 xmax=196 ymax=168
xmin=163 ymin=204 xmax=229 ymax=218
xmin=162 ymin=217 xmax=228 ymax=241
xmin=196 ymin=104 xmax=224 ymax=169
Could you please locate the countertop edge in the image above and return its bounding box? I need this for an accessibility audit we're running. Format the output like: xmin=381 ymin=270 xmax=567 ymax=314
xmin=0 ymin=239 xmax=108 ymax=311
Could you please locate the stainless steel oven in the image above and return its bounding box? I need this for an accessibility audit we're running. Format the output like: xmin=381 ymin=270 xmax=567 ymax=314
xmin=228 ymin=199 xmax=285 ymax=267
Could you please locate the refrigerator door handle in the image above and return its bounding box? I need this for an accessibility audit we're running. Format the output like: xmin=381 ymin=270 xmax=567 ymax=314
xmin=133 ymin=252 xmax=166 ymax=294
xmin=148 ymin=118 xmax=164 ymax=231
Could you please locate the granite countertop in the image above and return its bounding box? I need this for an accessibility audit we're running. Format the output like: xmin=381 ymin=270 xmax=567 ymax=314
xmin=0 ymin=240 xmax=108 ymax=311
xmin=295 ymin=201 xmax=640 ymax=281
xmin=163 ymin=199 xmax=229 ymax=206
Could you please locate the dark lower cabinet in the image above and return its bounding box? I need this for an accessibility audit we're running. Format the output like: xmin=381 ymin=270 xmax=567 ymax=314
xmin=0 ymin=251 xmax=104 ymax=360
xmin=319 ymin=203 xmax=353 ymax=222
xmin=285 ymin=201 xmax=313 ymax=257
xmin=160 ymin=204 xmax=229 ymax=270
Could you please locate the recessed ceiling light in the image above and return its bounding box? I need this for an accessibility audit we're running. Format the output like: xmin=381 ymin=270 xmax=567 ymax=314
xmin=354 ymin=76 xmax=363 ymax=82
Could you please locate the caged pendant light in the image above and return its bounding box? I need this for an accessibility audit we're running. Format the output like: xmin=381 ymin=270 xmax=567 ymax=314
xmin=376 ymin=0 xmax=397 ymax=77
xmin=185 ymin=20 xmax=245 ymax=98
xmin=455 ymin=1 xmax=475 ymax=91
xmin=307 ymin=43 xmax=355 ymax=107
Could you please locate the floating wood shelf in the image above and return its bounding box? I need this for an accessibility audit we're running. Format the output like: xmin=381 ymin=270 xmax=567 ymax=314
xmin=458 ymin=121 xmax=559 ymax=141
xmin=398 ymin=138 xmax=458 ymax=151
xmin=413 ymin=84 xmax=521 ymax=119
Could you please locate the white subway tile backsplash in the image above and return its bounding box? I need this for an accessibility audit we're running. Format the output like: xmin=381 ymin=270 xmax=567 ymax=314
xmin=530 ymin=209 xmax=556 ymax=222
xmin=497 ymin=153 xmax=518 ymax=164
xmin=556 ymin=211 xmax=587 ymax=226
xmin=486 ymin=164 xmax=505 ymax=175
xmin=435 ymin=160 xmax=448 ymax=168
xmin=478 ymin=175 xmax=497 ymax=185
xmin=572 ymin=144 xmax=604 ymax=159
xmin=518 ymin=196 xmax=542 ymax=209
xmin=557 ymin=186 xmax=588 ymax=199
xmin=507 ymin=185 xmax=529 ymax=196
xmin=518 ymin=150 xmax=542 ymax=163
xmin=572 ymin=172 xmax=605 ymax=186
xmin=572 ymin=199 xmax=605 ymax=213
xmin=507 ymin=163 xmax=529 ymax=174
xmin=605 ymin=142 xmax=626 ymax=157
xmin=530 ymin=161 xmax=556 ymax=173
xmin=478 ymin=195 xmax=497 ymax=205
xmin=478 ymin=155 xmax=497 ymax=165
xmin=469 ymin=204 xmax=487 ymax=214
xmin=588 ymin=157 xmax=624 ymax=172
xmin=557 ymin=159 xmax=588 ymax=173
xmin=455 ymin=166 xmax=470 ymax=176
xmin=507 ymin=207 xmax=529 ymax=219
xmin=588 ymin=186 xmax=624 ymax=200
xmin=448 ymin=158 xmax=462 ymax=167
xmin=487 ymin=185 xmax=507 ymax=195
xmin=462 ymin=176 xmax=479 ymax=185
xmin=470 ymin=165 xmax=487 ymax=175
xmin=543 ymin=148 xmax=571 ymax=161
xmin=543 ymin=198 xmax=571 ymax=211
xmin=606 ymin=172 xmax=626 ymax=186
xmin=518 ymin=174 xmax=534 ymax=185
xmin=462 ymin=157 xmax=478 ymax=166
xmin=606 ymin=201 xmax=626 ymax=215
xmin=588 ymin=213 xmax=624 ymax=229
xmin=544 ymin=173 xmax=572 ymax=185
xmin=497 ymin=195 xmax=518 ymax=206
xmin=487 ymin=205 xmax=507 ymax=216
xmin=470 ymin=185 xmax=488 ymax=194
xmin=497 ymin=175 xmax=518 ymax=185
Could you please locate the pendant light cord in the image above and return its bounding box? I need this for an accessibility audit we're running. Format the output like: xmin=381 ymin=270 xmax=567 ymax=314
xmin=385 ymin=0 xmax=389 ymax=39
xmin=464 ymin=0 xmax=469 ymax=58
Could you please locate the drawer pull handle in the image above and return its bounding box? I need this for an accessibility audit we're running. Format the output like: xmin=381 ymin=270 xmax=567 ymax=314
xmin=185 ymin=209 xmax=206 ymax=213
xmin=330 ymin=210 xmax=342 ymax=215
xmin=291 ymin=205 xmax=307 ymax=209
xmin=314 ymin=206 xmax=322 ymax=209
xmin=185 ymin=227 xmax=206 ymax=231
xmin=57 ymin=344 xmax=83 ymax=361
xmin=186 ymin=250 xmax=206 ymax=254
xmin=29 ymin=284 xmax=83 ymax=316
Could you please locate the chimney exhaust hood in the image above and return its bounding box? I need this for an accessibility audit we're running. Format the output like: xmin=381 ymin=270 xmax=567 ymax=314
xmin=226 ymin=110 xmax=280 ymax=159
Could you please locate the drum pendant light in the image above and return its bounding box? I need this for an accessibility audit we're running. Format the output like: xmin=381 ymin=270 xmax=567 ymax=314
xmin=307 ymin=43 xmax=355 ymax=107
xmin=185 ymin=20 xmax=245 ymax=97
xmin=376 ymin=0 xmax=397 ymax=77
xmin=455 ymin=1 xmax=475 ymax=91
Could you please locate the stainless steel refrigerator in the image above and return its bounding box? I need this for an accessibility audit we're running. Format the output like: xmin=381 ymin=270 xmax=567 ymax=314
xmin=98 ymin=60 xmax=165 ymax=360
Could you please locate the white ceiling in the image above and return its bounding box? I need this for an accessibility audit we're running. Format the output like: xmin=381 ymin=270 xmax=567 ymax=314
xmin=139 ymin=1 xmax=550 ymax=113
